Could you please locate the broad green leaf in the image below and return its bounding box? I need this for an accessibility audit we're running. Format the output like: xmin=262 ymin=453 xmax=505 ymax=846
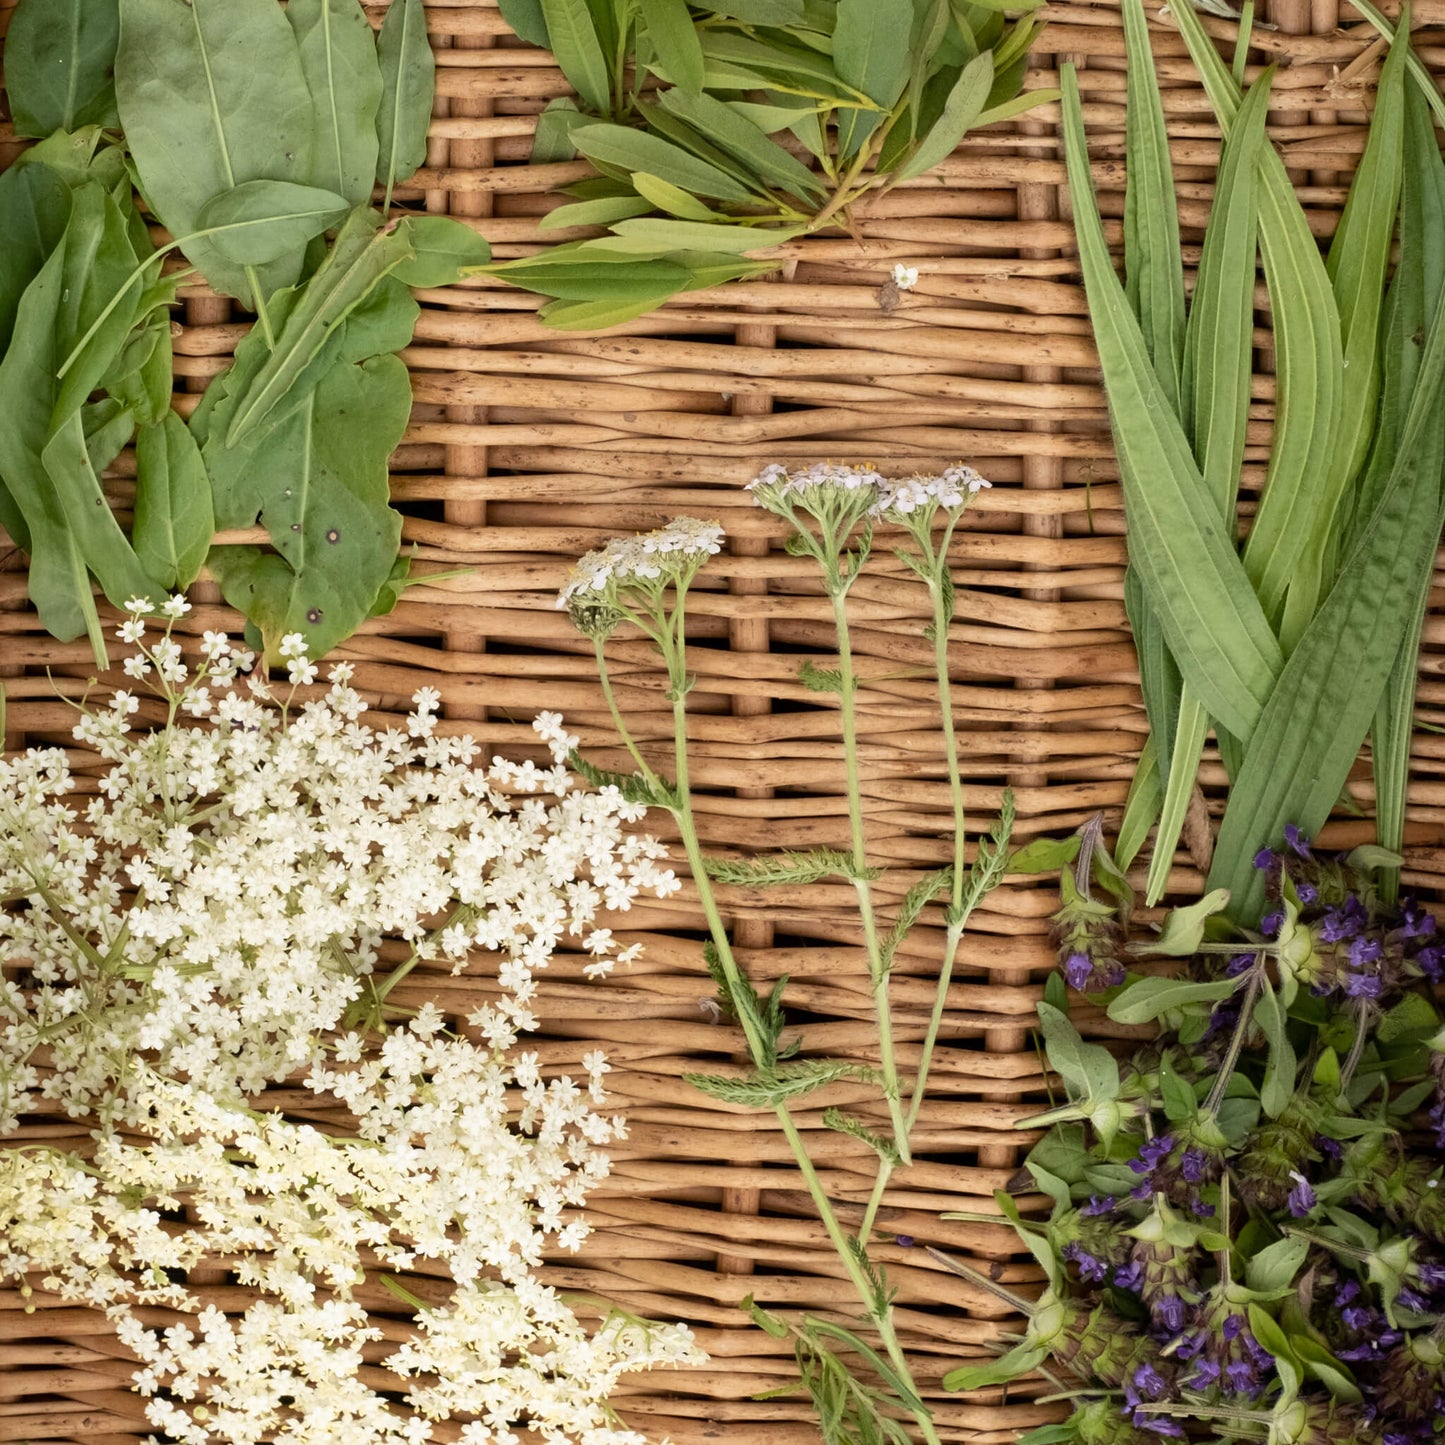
xmin=116 ymin=0 xmax=315 ymax=308
xmin=539 ymin=0 xmax=612 ymax=115
xmin=1060 ymin=68 xmax=1283 ymax=742
xmin=833 ymin=0 xmax=913 ymax=157
xmin=499 ymin=0 xmax=551 ymax=47
xmin=1146 ymin=888 xmax=1231 ymax=955
xmin=603 ymin=218 xmax=802 ymax=254
xmin=657 ymin=87 xmax=827 ymax=203
xmin=102 ymin=310 xmax=174 ymax=428
xmin=1157 ymin=1052 xmax=1198 ymax=1121
xmin=288 ymin=0 xmax=384 ymax=206
xmin=82 ymin=399 xmax=137 ymax=478
xmin=895 ymin=53 xmax=993 ymax=182
xmin=1246 ymin=1235 xmax=1310 ymax=1294
xmin=388 ymin=215 xmax=492 ymax=288
xmin=1120 ymin=0 xmax=1184 ymax=413
xmin=12 ymin=126 xmax=127 ymax=190
xmin=1037 ymin=1001 xmax=1118 ymax=1105
xmin=376 ymin=0 xmax=436 ymax=207
xmin=0 ymin=164 xmax=72 ymax=356
xmin=638 ymin=0 xmax=706 ymax=94
xmin=1170 ymin=0 xmax=1344 ymax=638
xmin=1293 ymin=1338 xmax=1361 ymax=1403
xmin=572 ymin=123 xmax=761 ymax=203
xmin=1106 ymin=975 xmax=1239 ymax=1027
xmin=5 ymin=0 xmax=120 ymax=138
xmin=194 ymin=181 xmax=352 ymax=265
xmin=134 ymin=412 xmax=214 ymax=591
xmin=538 ymin=194 xmax=654 ymax=230
xmin=1209 ymin=267 xmax=1445 ymax=922
xmin=209 ymin=352 xmax=411 ymax=663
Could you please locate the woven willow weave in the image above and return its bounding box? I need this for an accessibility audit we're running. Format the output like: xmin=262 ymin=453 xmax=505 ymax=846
xmin=2 ymin=0 xmax=1444 ymax=1440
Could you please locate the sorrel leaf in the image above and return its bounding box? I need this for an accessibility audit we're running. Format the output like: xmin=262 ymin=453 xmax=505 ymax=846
xmin=116 ymin=0 xmax=316 ymax=308
xmin=0 ymin=164 xmax=72 ymax=355
xmin=208 ymin=352 xmax=412 ymax=664
xmin=287 ymin=0 xmax=385 ymax=206
xmin=375 ymin=0 xmax=437 ymax=208
xmin=387 ymin=216 xmax=493 ymax=288
xmin=134 ymin=413 xmax=215 ymax=591
xmin=1061 ymin=67 xmax=1282 ymax=742
xmin=194 ymin=181 xmax=352 ymax=265
xmin=5 ymin=0 xmax=121 ymax=139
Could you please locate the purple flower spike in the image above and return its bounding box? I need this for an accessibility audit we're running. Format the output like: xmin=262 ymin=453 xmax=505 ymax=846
xmin=1260 ymin=910 xmax=1284 ymax=938
xmin=1180 ymin=1149 xmax=1207 ymax=1184
xmin=1224 ymin=1359 xmax=1259 ymax=1395
xmin=1286 ymin=1171 xmax=1316 ymax=1218
xmin=1283 ymin=824 xmax=1311 ymax=857
xmin=1254 ymin=848 xmax=1278 ymax=871
xmin=1082 ymin=1194 xmax=1115 ymax=1217
xmin=1063 ymin=1242 xmax=1108 ymax=1283
xmin=1417 ymin=944 xmax=1445 ymax=982
xmin=1113 ymin=1260 xmax=1145 ymax=1293
xmin=1132 ymin=1362 xmax=1169 ymax=1399
xmin=1186 ymin=1359 xmax=1221 ymax=1390
xmin=1343 ymin=971 xmax=1384 ymax=1000
xmin=1221 ymin=1314 xmax=1244 ymax=1342
xmin=1296 ymin=883 xmax=1318 ymax=905
xmin=1152 ymin=1294 xmax=1186 ymax=1333
xmin=1225 ymin=951 xmax=1256 ymax=977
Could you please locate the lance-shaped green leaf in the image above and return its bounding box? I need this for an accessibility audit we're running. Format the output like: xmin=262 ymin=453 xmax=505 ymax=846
xmin=572 ymin=123 xmax=763 ymax=203
xmin=656 ymin=87 xmax=827 ymax=203
xmin=288 ymin=0 xmax=384 ymax=205
xmin=0 ymin=163 xmax=72 ymax=357
xmin=1170 ymin=0 xmax=1344 ymax=638
xmin=1209 ymin=259 xmax=1445 ymax=922
xmin=833 ymin=0 xmax=913 ymax=158
xmin=944 ymin=1341 xmax=1050 ymax=1392
xmin=1060 ymin=67 xmax=1283 ymax=742
xmin=708 ymin=0 xmax=806 ymax=19
xmin=376 ymin=0 xmax=436 ymax=207
xmin=697 ymin=30 xmax=878 ymax=107
xmin=1139 ymin=888 xmax=1232 ymax=956
xmin=1107 ymin=975 xmax=1239 ymax=1026
xmin=499 ymin=0 xmax=550 ymax=47
xmin=1146 ymin=70 xmax=1271 ymax=904
xmin=894 ymin=53 xmax=993 ymax=183
xmin=134 ymin=412 xmax=215 ymax=591
xmin=5 ymin=0 xmax=121 ymax=139
xmin=637 ymin=0 xmax=706 ymax=94
xmin=1254 ymin=977 xmax=1296 ymax=1117
xmin=116 ymin=0 xmax=316 ymax=308
xmin=538 ymin=0 xmax=611 ymax=115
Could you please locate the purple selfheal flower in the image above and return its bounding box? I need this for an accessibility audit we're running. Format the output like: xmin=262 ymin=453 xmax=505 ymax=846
xmin=1254 ymin=848 xmax=1278 ymax=871
xmin=1283 ymin=824 xmax=1311 ymax=857
xmin=1334 ymin=1280 xmax=1360 ymax=1307
xmin=1399 ymin=902 xmax=1437 ymax=939
xmin=1344 ymin=971 xmax=1384 ymax=1000
xmin=1135 ymin=1136 xmax=1175 ymax=1171
xmin=1260 ymin=911 xmax=1284 ymax=938
xmin=1189 ymin=1196 xmax=1215 ymax=1218
xmin=1397 ymin=1285 xmax=1430 ymax=1312
xmin=1415 ymin=1261 xmax=1445 ymax=1288
xmin=1296 ymin=883 xmax=1318 ymax=905
xmin=1224 ymin=1359 xmax=1260 ymax=1395
xmin=1417 ymin=944 xmax=1445 ymax=982
xmin=1152 ymin=1294 xmax=1187 ymax=1333
xmin=894 ymin=1234 xmax=914 ymax=1247
xmin=1064 ymin=951 xmax=1094 ymax=990
xmin=1244 ymin=1335 xmax=1274 ymax=1371
xmin=1137 ymin=1418 xmax=1184 ymax=1439
xmin=1317 ymin=1135 xmax=1344 ymax=1163
xmin=1222 ymin=1314 xmax=1244 ymax=1341
xmin=1348 ymin=936 xmax=1383 ymax=968
xmin=1225 ymin=950 xmax=1256 ymax=977
xmin=1320 ymin=898 xmax=1368 ymax=943
xmin=1113 ymin=1260 xmax=1145 ymax=1292
xmin=1341 ymin=1305 xmax=1373 ymax=1332
xmin=1173 ymin=1331 xmax=1207 ymax=1362
xmin=1186 ymin=1358 xmax=1221 ymax=1390
xmin=1063 ymin=1242 xmax=1109 ymax=1284
xmin=1180 ymin=1149 xmax=1208 ymax=1184
xmin=1082 ymin=1194 xmax=1116 ymax=1217
xmin=1130 ymin=1181 xmax=1153 ymax=1202
xmin=1286 ymin=1171 xmax=1316 ymax=1218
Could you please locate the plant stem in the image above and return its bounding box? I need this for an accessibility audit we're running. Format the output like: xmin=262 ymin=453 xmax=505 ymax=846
xmin=1203 ymin=967 xmax=1262 ymax=1118
xmin=830 ymin=589 xmax=911 ymax=1162
xmin=859 ymin=1157 xmax=894 ymax=1241
xmin=650 ymin=610 xmax=939 ymax=1445
xmin=905 ymin=564 xmax=968 ymax=1139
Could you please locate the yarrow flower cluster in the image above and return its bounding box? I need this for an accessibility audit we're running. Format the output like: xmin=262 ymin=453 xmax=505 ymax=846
xmin=557 ymin=518 xmax=725 ymax=608
xmin=0 ymin=600 xmax=699 ymax=1443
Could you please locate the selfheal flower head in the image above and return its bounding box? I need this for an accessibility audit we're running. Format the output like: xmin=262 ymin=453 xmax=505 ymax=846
xmin=1287 ymin=1170 xmax=1317 ymax=1218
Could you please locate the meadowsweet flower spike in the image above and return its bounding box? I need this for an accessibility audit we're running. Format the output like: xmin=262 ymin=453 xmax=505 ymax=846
xmin=0 ymin=610 xmax=699 ymax=1442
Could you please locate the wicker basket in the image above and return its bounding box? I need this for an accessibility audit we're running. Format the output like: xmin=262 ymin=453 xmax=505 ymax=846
xmin=3 ymin=0 xmax=1445 ymax=1441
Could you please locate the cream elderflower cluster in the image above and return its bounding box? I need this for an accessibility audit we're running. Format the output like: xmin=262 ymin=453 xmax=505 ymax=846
xmin=0 ymin=600 xmax=699 ymax=1443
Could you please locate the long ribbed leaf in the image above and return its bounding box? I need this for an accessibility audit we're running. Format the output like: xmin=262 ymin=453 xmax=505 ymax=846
xmin=1116 ymin=735 xmax=1163 ymax=870
xmin=1370 ymin=82 xmax=1445 ymax=899
xmin=1146 ymin=69 xmax=1272 ymax=904
xmin=1126 ymin=567 xmax=1179 ymax=794
xmin=1209 ymin=272 xmax=1445 ymax=922
xmin=1171 ymin=0 xmax=1343 ymax=639
xmin=1062 ymin=66 xmax=1282 ymax=743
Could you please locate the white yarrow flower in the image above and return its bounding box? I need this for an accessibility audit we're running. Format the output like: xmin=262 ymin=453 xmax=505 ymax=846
xmin=891 ymin=262 xmax=919 ymax=290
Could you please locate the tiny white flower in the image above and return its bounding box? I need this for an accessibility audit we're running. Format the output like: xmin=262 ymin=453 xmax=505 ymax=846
xmin=160 ymin=595 xmax=192 ymax=619
xmin=891 ymin=262 xmax=919 ymax=290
